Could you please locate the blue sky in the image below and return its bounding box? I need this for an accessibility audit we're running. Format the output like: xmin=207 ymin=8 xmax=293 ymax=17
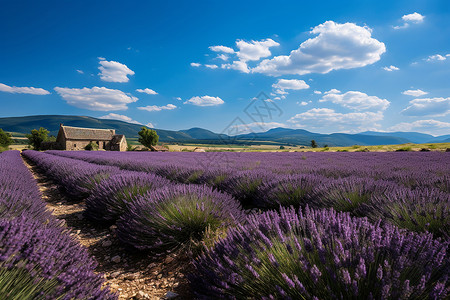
xmin=1 ymin=0 xmax=449 ymax=136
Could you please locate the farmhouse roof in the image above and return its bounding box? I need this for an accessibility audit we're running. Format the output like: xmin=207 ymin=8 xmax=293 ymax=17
xmin=111 ymin=134 xmax=125 ymax=144
xmin=60 ymin=125 xmax=115 ymax=141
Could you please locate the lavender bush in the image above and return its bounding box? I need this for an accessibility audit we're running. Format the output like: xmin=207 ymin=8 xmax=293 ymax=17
xmin=0 ymin=217 xmax=116 ymax=299
xmin=191 ymin=207 xmax=449 ymax=299
xmin=257 ymin=174 xmax=327 ymax=209
xmin=364 ymin=188 xmax=450 ymax=238
xmin=85 ymin=171 xmax=171 ymax=223
xmin=117 ymin=184 xmax=244 ymax=253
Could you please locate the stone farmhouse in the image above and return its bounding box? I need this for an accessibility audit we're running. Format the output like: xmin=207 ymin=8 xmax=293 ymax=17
xmin=56 ymin=124 xmax=127 ymax=151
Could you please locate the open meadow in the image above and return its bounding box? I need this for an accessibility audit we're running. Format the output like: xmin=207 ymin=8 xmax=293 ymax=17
xmin=2 ymin=149 xmax=448 ymax=299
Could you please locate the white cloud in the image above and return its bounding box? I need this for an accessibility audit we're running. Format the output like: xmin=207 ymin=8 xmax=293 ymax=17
xmin=272 ymin=79 xmax=310 ymax=94
xmin=235 ymin=39 xmax=279 ymax=62
xmin=253 ymin=21 xmax=385 ymax=76
xmin=100 ymin=113 xmax=141 ymax=124
xmin=146 ymin=122 xmax=155 ymax=128
xmin=54 ymin=86 xmax=138 ymax=111
xmin=325 ymin=89 xmax=341 ymax=94
xmin=217 ymin=54 xmax=229 ymax=61
xmin=184 ymin=95 xmax=224 ymax=106
xmin=136 ymin=88 xmax=158 ymax=95
xmin=389 ymin=120 xmax=450 ymax=135
xmin=138 ymin=104 xmax=177 ymax=112
xmin=76 ymin=69 xmax=84 ymax=74
xmin=191 ymin=62 xmax=201 ymax=67
xmin=402 ymin=12 xmax=425 ymax=23
xmin=394 ymin=12 xmax=425 ymax=29
xmin=0 ymin=83 xmax=50 ymax=95
xmin=221 ymin=60 xmax=250 ymax=73
xmin=209 ymin=45 xmax=235 ymax=54
xmin=298 ymin=101 xmax=309 ymax=106
xmin=288 ymin=108 xmax=384 ymax=132
xmin=426 ymin=54 xmax=447 ymax=62
xmin=402 ymin=89 xmax=428 ymax=97
xmin=175 ymin=97 xmax=182 ymax=101
xmin=401 ymin=97 xmax=450 ymax=116
xmin=383 ymin=65 xmax=399 ymax=71
xmin=98 ymin=59 xmax=135 ymax=83
xmin=319 ymin=90 xmax=390 ymax=111
xmin=205 ymin=64 xmax=219 ymax=69
xmin=314 ymin=90 xmax=322 ymax=94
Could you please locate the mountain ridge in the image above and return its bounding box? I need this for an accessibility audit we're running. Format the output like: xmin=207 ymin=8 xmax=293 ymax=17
xmin=0 ymin=115 xmax=448 ymax=146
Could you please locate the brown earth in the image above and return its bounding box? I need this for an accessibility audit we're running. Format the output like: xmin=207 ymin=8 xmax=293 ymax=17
xmin=22 ymin=156 xmax=194 ymax=300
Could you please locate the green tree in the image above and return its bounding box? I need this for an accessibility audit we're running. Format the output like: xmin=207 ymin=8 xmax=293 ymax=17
xmin=27 ymin=127 xmax=49 ymax=150
xmin=310 ymin=140 xmax=317 ymax=148
xmin=0 ymin=129 xmax=12 ymax=148
xmin=138 ymin=127 xmax=159 ymax=148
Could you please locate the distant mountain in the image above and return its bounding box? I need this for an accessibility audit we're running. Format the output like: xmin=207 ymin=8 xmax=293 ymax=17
xmin=0 ymin=115 xmax=448 ymax=147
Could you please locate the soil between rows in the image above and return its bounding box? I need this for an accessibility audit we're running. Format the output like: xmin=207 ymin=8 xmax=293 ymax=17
xmin=22 ymin=155 xmax=194 ymax=300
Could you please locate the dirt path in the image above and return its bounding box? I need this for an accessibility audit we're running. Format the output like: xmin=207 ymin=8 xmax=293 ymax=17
xmin=22 ymin=156 xmax=192 ymax=300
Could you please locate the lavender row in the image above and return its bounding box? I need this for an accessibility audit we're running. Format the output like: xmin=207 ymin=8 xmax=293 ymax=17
xmin=24 ymin=151 xmax=244 ymax=255
xmin=191 ymin=206 xmax=449 ymax=299
xmin=46 ymin=150 xmax=450 ymax=192
xmin=0 ymin=151 xmax=116 ymax=299
xmin=46 ymin=151 xmax=450 ymax=237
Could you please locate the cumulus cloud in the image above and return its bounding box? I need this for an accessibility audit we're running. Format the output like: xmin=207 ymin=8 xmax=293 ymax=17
xmin=217 ymin=54 xmax=229 ymax=61
xmin=100 ymin=113 xmax=141 ymax=124
xmin=401 ymin=97 xmax=450 ymax=116
xmin=394 ymin=12 xmax=425 ymax=29
xmin=383 ymin=65 xmax=399 ymax=71
xmin=235 ymin=39 xmax=279 ymax=62
xmin=288 ymin=108 xmax=384 ymax=132
xmin=298 ymin=101 xmax=309 ymax=106
xmin=389 ymin=119 xmax=450 ymax=135
xmin=426 ymin=54 xmax=447 ymax=62
xmin=253 ymin=21 xmax=386 ymax=76
xmin=136 ymin=88 xmax=158 ymax=95
xmin=272 ymin=79 xmax=310 ymax=95
xmin=319 ymin=90 xmax=390 ymax=111
xmin=325 ymin=89 xmax=341 ymax=94
xmin=205 ymin=64 xmax=219 ymax=69
xmin=0 ymin=83 xmax=50 ymax=95
xmin=209 ymin=45 xmax=235 ymax=53
xmin=402 ymin=89 xmax=428 ymax=97
xmin=190 ymin=62 xmax=201 ymax=67
xmin=184 ymin=95 xmax=224 ymax=106
xmin=138 ymin=104 xmax=177 ymax=112
xmin=54 ymin=86 xmax=138 ymax=111
xmin=221 ymin=60 xmax=250 ymax=73
xmin=314 ymin=90 xmax=322 ymax=94
xmin=98 ymin=59 xmax=135 ymax=83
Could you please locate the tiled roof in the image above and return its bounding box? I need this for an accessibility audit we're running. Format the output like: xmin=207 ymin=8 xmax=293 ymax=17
xmin=61 ymin=125 xmax=115 ymax=141
xmin=111 ymin=134 xmax=125 ymax=144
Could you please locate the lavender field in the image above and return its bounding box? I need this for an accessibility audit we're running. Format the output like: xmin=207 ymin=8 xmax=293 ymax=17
xmin=2 ymin=150 xmax=449 ymax=299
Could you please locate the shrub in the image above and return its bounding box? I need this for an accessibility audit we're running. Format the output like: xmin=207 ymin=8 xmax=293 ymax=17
xmin=26 ymin=127 xmax=49 ymax=150
xmin=363 ymin=188 xmax=450 ymax=238
xmin=84 ymin=171 xmax=171 ymax=223
xmin=0 ymin=129 xmax=12 ymax=148
xmin=257 ymin=174 xmax=327 ymax=209
xmin=0 ymin=217 xmax=116 ymax=299
xmin=85 ymin=142 xmax=99 ymax=151
xmin=117 ymin=184 xmax=244 ymax=254
xmin=218 ymin=170 xmax=273 ymax=207
xmin=317 ymin=177 xmax=397 ymax=215
xmin=190 ymin=207 xmax=449 ymax=299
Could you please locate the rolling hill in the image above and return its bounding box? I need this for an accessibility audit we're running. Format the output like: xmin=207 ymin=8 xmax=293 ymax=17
xmin=0 ymin=115 xmax=448 ymax=146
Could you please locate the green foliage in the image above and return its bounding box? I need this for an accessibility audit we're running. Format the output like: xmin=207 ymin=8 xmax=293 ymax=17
xmin=0 ymin=266 xmax=61 ymax=300
xmin=126 ymin=144 xmax=138 ymax=151
xmin=396 ymin=146 xmax=412 ymax=152
xmin=0 ymin=129 xmax=12 ymax=148
xmin=310 ymin=140 xmax=317 ymax=148
xmin=138 ymin=127 xmax=159 ymax=148
xmin=279 ymin=145 xmax=285 ymax=149
xmin=26 ymin=127 xmax=49 ymax=150
xmin=85 ymin=142 xmax=99 ymax=151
